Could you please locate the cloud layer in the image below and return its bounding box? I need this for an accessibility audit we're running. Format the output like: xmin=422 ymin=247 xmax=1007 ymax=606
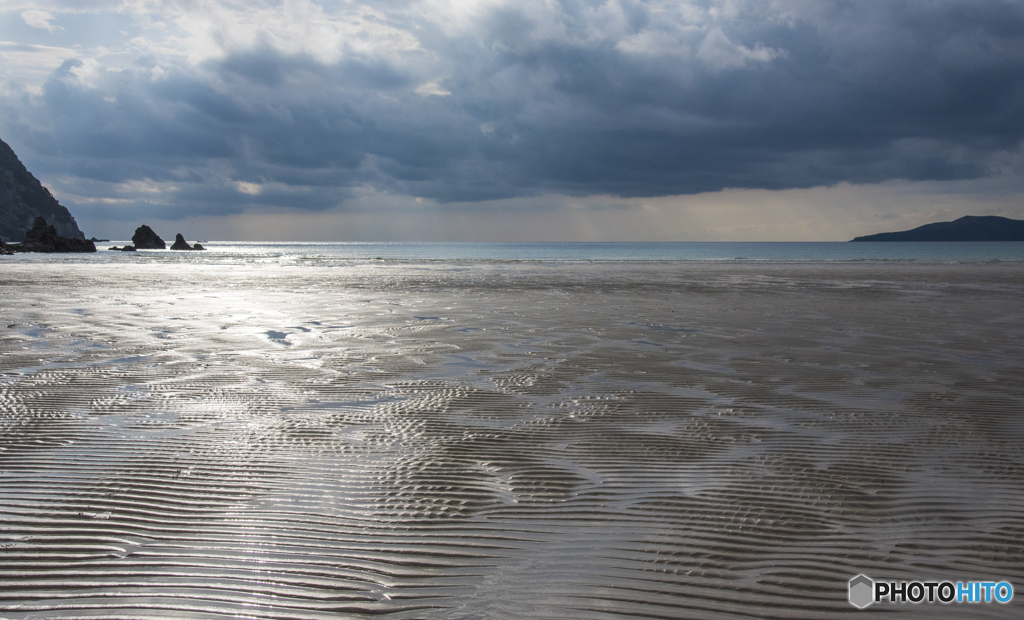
xmin=2 ymin=0 xmax=1024 ymax=237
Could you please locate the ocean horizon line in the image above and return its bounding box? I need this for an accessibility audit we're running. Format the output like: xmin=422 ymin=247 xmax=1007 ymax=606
xmin=11 ymin=239 xmax=1024 ymax=265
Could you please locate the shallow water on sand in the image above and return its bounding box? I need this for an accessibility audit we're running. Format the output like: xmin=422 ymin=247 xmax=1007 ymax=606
xmin=1 ymin=262 xmax=1022 ymax=618
xmin=7 ymin=240 xmax=1024 ymax=265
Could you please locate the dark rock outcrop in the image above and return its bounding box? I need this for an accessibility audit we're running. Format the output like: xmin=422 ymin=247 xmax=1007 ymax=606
xmin=1 ymin=137 xmax=86 ymax=242
xmin=170 ymin=233 xmax=206 ymax=250
xmin=132 ymin=225 xmax=165 ymax=249
xmin=90 ymin=237 xmax=109 ymax=243
xmin=170 ymin=233 xmax=193 ymax=250
xmin=108 ymin=245 xmax=137 ymax=251
xmin=14 ymin=216 xmax=96 ymax=253
xmin=0 ymin=238 xmax=13 ymax=255
xmin=852 ymin=216 xmax=1024 ymax=241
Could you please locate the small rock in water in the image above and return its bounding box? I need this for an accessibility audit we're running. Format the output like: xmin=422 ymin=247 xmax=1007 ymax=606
xmin=170 ymin=233 xmax=191 ymax=250
xmin=132 ymin=225 xmax=165 ymax=249
xmin=171 ymin=233 xmax=203 ymax=250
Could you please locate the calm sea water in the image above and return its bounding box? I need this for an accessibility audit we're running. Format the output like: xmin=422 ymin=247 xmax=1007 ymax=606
xmin=7 ymin=241 xmax=1024 ymax=264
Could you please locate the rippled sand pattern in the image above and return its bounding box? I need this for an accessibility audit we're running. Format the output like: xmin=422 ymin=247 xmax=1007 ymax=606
xmin=1 ymin=262 xmax=1022 ymax=619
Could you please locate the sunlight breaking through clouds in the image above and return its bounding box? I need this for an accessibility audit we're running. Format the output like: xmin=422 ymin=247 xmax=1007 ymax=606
xmin=1 ymin=0 xmax=1023 ymax=239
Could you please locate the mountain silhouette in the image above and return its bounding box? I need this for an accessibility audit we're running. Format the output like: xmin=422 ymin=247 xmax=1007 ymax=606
xmin=0 ymin=137 xmax=85 ymax=242
xmin=851 ymin=216 xmax=1024 ymax=241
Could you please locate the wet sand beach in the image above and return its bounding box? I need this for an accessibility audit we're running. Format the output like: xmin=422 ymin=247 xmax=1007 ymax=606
xmin=1 ymin=261 xmax=1022 ymax=618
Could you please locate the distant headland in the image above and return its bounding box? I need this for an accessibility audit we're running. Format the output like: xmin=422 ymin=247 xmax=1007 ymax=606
xmin=0 ymin=137 xmax=86 ymax=242
xmin=2 ymin=136 xmax=207 ymax=254
xmin=851 ymin=216 xmax=1024 ymax=242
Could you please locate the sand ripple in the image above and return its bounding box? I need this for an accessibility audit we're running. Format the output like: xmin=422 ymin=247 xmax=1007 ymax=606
xmin=1 ymin=262 xmax=1022 ymax=618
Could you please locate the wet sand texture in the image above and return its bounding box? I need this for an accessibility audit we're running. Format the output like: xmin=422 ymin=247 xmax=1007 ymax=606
xmin=1 ymin=262 xmax=1022 ymax=619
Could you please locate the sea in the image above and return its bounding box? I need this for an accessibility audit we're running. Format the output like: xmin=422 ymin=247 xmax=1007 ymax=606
xmin=7 ymin=240 xmax=1024 ymax=264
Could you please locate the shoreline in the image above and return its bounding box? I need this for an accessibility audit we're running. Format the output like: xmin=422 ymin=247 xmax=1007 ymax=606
xmin=5 ymin=239 xmax=1024 ymax=266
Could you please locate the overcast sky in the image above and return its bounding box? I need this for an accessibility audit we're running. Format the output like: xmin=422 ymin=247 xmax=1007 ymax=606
xmin=2 ymin=0 xmax=1023 ymax=241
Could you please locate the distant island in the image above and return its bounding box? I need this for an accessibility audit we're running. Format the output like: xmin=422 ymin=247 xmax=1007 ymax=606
xmin=851 ymin=215 xmax=1024 ymax=242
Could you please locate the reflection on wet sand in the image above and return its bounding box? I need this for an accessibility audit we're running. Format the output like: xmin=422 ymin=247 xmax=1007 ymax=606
xmin=1 ymin=262 xmax=1022 ymax=618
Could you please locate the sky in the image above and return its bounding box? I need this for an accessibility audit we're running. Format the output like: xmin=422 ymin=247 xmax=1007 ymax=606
xmin=1 ymin=0 xmax=1023 ymax=241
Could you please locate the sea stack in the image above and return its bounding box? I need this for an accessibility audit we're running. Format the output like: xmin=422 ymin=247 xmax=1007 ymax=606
xmin=132 ymin=225 xmax=165 ymax=249
xmin=15 ymin=216 xmax=96 ymax=253
xmin=170 ymin=233 xmax=195 ymax=250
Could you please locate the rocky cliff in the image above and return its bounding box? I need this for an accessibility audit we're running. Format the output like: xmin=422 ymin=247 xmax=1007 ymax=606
xmin=0 ymin=137 xmax=85 ymax=242
xmin=13 ymin=216 xmax=95 ymax=253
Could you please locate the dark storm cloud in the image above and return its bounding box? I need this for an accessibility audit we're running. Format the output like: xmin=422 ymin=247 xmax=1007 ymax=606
xmin=4 ymin=0 xmax=1024 ymax=220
